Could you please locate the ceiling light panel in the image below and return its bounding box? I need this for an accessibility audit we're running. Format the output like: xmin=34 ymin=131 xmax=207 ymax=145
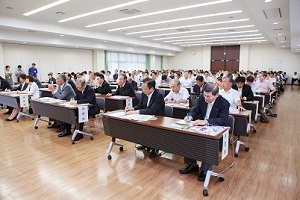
xmin=126 ymin=18 xmax=249 ymax=35
xmin=23 ymin=0 xmax=71 ymax=16
xmin=173 ymin=37 xmax=265 ymax=45
xmin=108 ymin=10 xmax=242 ymax=32
xmin=141 ymin=25 xmax=255 ymax=38
xmin=58 ymin=0 xmax=149 ymax=23
xmin=153 ymin=30 xmax=259 ymax=41
xmin=86 ymin=0 xmax=233 ymax=27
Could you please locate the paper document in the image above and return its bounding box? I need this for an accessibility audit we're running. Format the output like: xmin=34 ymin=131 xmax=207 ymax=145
xmin=175 ymin=119 xmax=188 ymax=125
xmin=106 ymin=111 xmax=126 ymax=117
xmin=193 ymin=126 xmax=225 ymax=136
xmin=122 ymin=114 xmax=155 ymax=121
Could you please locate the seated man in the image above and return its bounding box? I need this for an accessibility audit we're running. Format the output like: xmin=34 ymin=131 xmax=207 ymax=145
xmin=232 ymin=76 xmax=254 ymax=101
xmin=164 ymin=79 xmax=190 ymax=104
xmin=125 ymin=78 xmax=165 ymax=158
xmin=59 ymin=78 xmax=100 ymax=141
xmin=179 ymin=83 xmax=229 ymax=181
xmin=192 ymin=75 xmax=206 ymax=94
xmin=220 ymin=76 xmax=246 ymax=112
xmin=245 ymin=76 xmax=256 ymax=94
xmin=107 ymin=73 xmax=138 ymax=105
xmin=48 ymin=74 xmax=76 ymax=130
xmin=127 ymin=77 xmax=138 ymax=91
xmin=255 ymin=73 xmax=276 ymax=95
xmin=94 ymin=73 xmax=112 ymax=94
xmin=47 ymin=73 xmax=56 ymax=84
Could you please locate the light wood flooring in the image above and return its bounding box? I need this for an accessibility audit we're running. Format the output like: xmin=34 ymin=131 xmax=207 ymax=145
xmin=0 ymin=86 xmax=299 ymax=200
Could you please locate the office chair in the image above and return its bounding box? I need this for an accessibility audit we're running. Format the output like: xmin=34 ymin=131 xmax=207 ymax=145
xmin=203 ymin=115 xmax=235 ymax=196
xmin=96 ymin=97 xmax=105 ymax=113
xmin=165 ymin=105 xmax=173 ymax=117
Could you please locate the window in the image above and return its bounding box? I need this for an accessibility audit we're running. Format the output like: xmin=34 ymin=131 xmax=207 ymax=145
xmin=106 ymin=51 xmax=146 ymax=72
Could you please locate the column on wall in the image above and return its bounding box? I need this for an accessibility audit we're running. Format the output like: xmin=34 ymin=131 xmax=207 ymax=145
xmin=146 ymin=55 xmax=150 ymax=71
xmin=92 ymin=49 xmax=105 ymax=73
xmin=0 ymin=42 xmax=4 ymax=76
xmin=239 ymin=44 xmax=250 ymax=71
xmin=202 ymin=46 xmax=211 ymax=71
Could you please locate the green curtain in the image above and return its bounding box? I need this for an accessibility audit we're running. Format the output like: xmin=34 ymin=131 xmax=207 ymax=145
xmin=146 ymin=55 xmax=150 ymax=71
xmin=104 ymin=50 xmax=108 ymax=72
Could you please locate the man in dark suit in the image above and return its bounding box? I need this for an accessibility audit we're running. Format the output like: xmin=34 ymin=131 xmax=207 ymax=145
xmin=0 ymin=76 xmax=11 ymax=91
xmin=65 ymin=73 xmax=77 ymax=92
xmin=108 ymin=73 xmax=138 ymax=105
xmin=4 ymin=74 xmax=28 ymax=114
xmin=94 ymin=73 xmax=112 ymax=94
xmin=48 ymin=74 xmax=76 ymax=129
xmin=125 ymin=78 xmax=165 ymax=158
xmin=179 ymin=82 xmax=230 ymax=181
xmin=47 ymin=73 xmax=56 ymax=84
xmin=60 ymin=78 xmax=100 ymax=141
xmin=192 ymin=75 xmax=206 ymax=94
xmin=232 ymin=76 xmax=254 ymax=101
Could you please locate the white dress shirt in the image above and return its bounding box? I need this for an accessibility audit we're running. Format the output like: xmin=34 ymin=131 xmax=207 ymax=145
xmin=220 ymin=88 xmax=240 ymax=111
xmin=165 ymin=87 xmax=190 ymax=101
xmin=24 ymin=82 xmax=40 ymax=99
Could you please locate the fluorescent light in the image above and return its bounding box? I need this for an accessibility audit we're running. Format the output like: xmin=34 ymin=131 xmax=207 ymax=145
xmin=153 ymin=30 xmax=259 ymax=41
xmin=164 ymin=33 xmax=262 ymax=43
xmin=173 ymin=37 xmax=265 ymax=45
xmin=23 ymin=0 xmax=70 ymax=16
xmin=273 ymin=22 xmax=278 ymax=25
xmin=126 ymin=18 xmax=249 ymax=35
xmin=280 ymin=41 xmax=284 ymax=43
xmin=265 ymin=0 xmax=272 ymax=2
xmin=141 ymin=25 xmax=255 ymax=38
xmin=180 ymin=39 xmax=267 ymax=46
xmin=108 ymin=10 xmax=242 ymax=32
xmin=60 ymin=34 xmax=64 ymax=37
xmin=278 ymin=33 xmax=282 ymax=35
xmin=59 ymin=0 xmax=148 ymax=23
xmin=296 ymin=49 xmax=300 ymax=50
xmin=86 ymin=0 xmax=233 ymax=27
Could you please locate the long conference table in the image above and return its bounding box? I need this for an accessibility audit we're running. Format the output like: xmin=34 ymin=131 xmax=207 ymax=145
xmin=30 ymin=98 xmax=93 ymax=144
xmin=102 ymin=111 xmax=230 ymax=196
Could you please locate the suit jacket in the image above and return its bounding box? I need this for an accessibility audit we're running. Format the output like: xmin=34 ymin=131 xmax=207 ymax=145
xmin=192 ymin=82 xmax=206 ymax=94
xmin=0 ymin=79 xmax=11 ymax=90
xmin=75 ymin=85 xmax=99 ymax=116
xmin=232 ymin=84 xmax=254 ymax=101
xmin=11 ymin=82 xmax=28 ymax=91
xmin=68 ymin=79 xmax=77 ymax=92
xmin=134 ymin=89 xmax=165 ymax=116
xmin=52 ymin=82 xmax=75 ymax=100
xmin=47 ymin=77 xmax=56 ymax=84
xmin=94 ymin=80 xmax=112 ymax=94
xmin=130 ymin=80 xmax=138 ymax=91
xmin=113 ymin=81 xmax=138 ymax=105
xmin=189 ymin=94 xmax=229 ymax=126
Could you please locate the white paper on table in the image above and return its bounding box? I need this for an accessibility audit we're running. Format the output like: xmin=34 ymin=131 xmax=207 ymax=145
xmin=193 ymin=126 xmax=225 ymax=136
xmin=221 ymin=129 xmax=229 ymax=160
xmin=105 ymin=111 xmax=126 ymax=117
xmin=126 ymin=98 xmax=133 ymax=109
xmin=78 ymin=105 xmax=89 ymax=123
xmin=229 ymin=108 xmax=239 ymax=114
xmin=175 ymin=119 xmax=188 ymax=125
xmin=19 ymin=95 xmax=29 ymax=107
xmin=122 ymin=114 xmax=154 ymax=121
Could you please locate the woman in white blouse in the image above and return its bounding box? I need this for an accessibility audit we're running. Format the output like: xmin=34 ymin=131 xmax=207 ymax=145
xmin=5 ymin=75 xmax=40 ymax=121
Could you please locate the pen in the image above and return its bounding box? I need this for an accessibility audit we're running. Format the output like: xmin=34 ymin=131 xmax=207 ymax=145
xmin=187 ymin=113 xmax=189 ymax=124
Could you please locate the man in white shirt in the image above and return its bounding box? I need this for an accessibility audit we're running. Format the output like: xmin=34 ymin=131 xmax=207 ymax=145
xmin=220 ymin=76 xmax=245 ymax=112
xmin=291 ymin=72 xmax=299 ymax=86
xmin=180 ymin=71 xmax=193 ymax=89
xmin=164 ymin=79 xmax=190 ymax=103
xmin=151 ymin=71 xmax=161 ymax=88
xmin=255 ymin=73 xmax=276 ymax=94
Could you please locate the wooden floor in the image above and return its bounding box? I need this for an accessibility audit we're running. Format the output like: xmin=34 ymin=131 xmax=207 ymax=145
xmin=1 ymin=86 xmax=300 ymax=200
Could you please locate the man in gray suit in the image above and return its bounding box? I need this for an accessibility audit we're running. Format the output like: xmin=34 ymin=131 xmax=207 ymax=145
xmin=47 ymin=74 xmax=76 ymax=129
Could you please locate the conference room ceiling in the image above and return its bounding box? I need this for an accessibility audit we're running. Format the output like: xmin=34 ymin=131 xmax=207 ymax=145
xmin=0 ymin=0 xmax=299 ymax=55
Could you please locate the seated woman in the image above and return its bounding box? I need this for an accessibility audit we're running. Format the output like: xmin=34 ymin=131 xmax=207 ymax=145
xmin=5 ymin=75 xmax=40 ymax=121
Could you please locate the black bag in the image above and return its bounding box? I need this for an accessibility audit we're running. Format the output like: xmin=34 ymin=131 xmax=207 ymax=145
xmin=259 ymin=110 xmax=269 ymax=123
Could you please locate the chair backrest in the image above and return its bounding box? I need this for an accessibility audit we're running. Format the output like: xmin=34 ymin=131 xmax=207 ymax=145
xmin=135 ymin=92 xmax=142 ymax=103
xmin=226 ymin=115 xmax=235 ymax=134
xmin=96 ymin=97 xmax=105 ymax=111
xmin=165 ymin=105 xmax=173 ymax=117
xmin=158 ymin=89 xmax=165 ymax=97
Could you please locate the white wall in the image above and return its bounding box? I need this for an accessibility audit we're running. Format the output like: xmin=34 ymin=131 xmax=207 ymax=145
xmin=166 ymin=47 xmax=204 ymax=70
xmin=165 ymin=44 xmax=300 ymax=79
xmin=1 ymin=43 xmax=93 ymax=82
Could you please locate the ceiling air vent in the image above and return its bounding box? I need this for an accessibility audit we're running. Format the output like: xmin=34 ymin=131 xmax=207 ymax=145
xmin=119 ymin=9 xmax=140 ymax=14
xmin=276 ymin=36 xmax=286 ymax=41
xmin=176 ymin=28 xmax=190 ymax=32
xmin=273 ymin=28 xmax=283 ymax=31
xmin=263 ymin=8 xmax=282 ymax=19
